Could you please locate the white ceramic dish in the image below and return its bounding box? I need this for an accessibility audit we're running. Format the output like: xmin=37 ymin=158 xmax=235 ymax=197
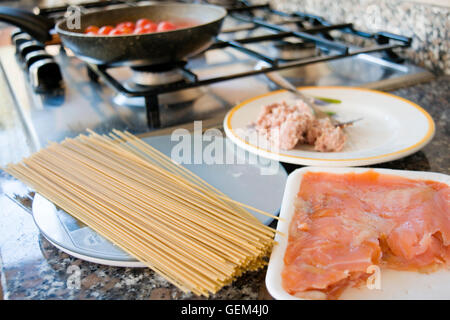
xmin=224 ymin=87 xmax=435 ymax=167
xmin=266 ymin=167 xmax=450 ymax=300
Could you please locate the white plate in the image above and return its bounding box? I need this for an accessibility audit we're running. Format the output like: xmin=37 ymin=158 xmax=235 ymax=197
xmin=224 ymin=87 xmax=435 ymax=167
xmin=266 ymin=167 xmax=450 ymax=300
xmin=32 ymin=135 xmax=287 ymax=267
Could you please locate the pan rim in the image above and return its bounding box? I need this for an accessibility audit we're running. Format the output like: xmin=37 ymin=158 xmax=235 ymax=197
xmin=55 ymin=3 xmax=227 ymax=38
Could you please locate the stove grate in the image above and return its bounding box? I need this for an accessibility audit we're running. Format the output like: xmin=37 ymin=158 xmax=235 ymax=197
xmin=36 ymin=0 xmax=412 ymax=128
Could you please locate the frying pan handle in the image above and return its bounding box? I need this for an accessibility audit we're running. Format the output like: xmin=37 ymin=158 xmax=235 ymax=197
xmin=0 ymin=7 xmax=53 ymax=43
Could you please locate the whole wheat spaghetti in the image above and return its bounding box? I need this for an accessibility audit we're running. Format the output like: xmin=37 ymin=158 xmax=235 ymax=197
xmin=4 ymin=130 xmax=279 ymax=296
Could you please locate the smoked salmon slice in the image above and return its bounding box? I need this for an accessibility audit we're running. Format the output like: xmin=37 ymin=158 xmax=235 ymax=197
xmin=282 ymin=171 xmax=450 ymax=299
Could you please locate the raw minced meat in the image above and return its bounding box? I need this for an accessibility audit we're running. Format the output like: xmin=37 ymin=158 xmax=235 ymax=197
xmin=309 ymin=118 xmax=346 ymax=152
xmin=252 ymin=100 xmax=347 ymax=152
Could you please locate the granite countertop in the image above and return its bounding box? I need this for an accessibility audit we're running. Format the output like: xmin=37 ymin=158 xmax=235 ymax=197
xmin=0 ymin=76 xmax=449 ymax=300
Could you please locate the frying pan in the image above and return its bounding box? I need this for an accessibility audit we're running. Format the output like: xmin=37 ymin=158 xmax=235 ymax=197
xmin=0 ymin=3 xmax=227 ymax=67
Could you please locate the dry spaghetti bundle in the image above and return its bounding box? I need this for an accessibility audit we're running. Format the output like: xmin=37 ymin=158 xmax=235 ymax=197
xmin=5 ymin=129 xmax=279 ymax=296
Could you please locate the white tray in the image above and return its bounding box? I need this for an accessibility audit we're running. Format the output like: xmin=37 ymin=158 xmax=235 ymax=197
xmin=266 ymin=167 xmax=450 ymax=300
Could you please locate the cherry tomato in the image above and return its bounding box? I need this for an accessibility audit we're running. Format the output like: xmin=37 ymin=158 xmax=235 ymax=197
xmin=95 ymin=19 xmax=189 ymax=36
xmin=133 ymin=27 xmax=148 ymax=34
xmin=143 ymin=22 xmax=157 ymax=32
xmin=85 ymin=25 xmax=99 ymax=34
xmin=109 ymin=28 xmax=123 ymax=36
xmin=119 ymin=27 xmax=134 ymax=34
xmin=117 ymin=21 xmax=135 ymax=30
xmin=98 ymin=25 xmax=114 ymax=35
xmin=136 ymin=18 xmax=152 ymax=28
xmin=157 ymin=21 xmax=177 ymax=32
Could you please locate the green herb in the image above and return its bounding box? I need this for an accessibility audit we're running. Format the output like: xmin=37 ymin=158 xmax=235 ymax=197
xmin=324 ymin=111 xmax=337 ymax=116
xmin=314 ymin=96 xmax=342 ymax=104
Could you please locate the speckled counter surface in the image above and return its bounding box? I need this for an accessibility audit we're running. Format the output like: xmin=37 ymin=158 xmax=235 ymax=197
xmin=0 ymin=76 xmax=449 ymax=300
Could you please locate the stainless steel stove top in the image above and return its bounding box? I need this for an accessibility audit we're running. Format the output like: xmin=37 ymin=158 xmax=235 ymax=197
xmin=0 ymin=8 xmax=434 ymax=152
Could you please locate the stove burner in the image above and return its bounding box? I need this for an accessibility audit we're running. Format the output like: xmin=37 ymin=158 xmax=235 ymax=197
xmin=273 ymin=40 xmax=318 ymax=61
xmin=130 ymin=61 xmax=187 ymax=72
xmin=113 ymin=87 xmax=204 ymax=108
xmin=131 ymin=68 xmax=185 ymax=86
xmin=130 ymin=61 xmax=188 ymax=86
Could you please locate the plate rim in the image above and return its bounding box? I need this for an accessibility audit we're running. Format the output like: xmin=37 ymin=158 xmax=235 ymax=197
xmin=45 ymin=235 xmax=147 ymax=268
xmin=265 ymin=166 xmax=450 ymax=300
xmin=32 ymin=193 xmax=145 ymax=264
xmin=224 ymin=86 xmax=435 ymax=166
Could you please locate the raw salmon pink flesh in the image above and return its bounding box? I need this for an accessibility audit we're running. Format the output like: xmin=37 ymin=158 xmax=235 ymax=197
xmin=282 ymin=171 xmax=450 ymax=299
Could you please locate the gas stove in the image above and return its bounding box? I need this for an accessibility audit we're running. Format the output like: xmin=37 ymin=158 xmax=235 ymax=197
xmin=0 ymin=0 xmax=434 ymax=152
